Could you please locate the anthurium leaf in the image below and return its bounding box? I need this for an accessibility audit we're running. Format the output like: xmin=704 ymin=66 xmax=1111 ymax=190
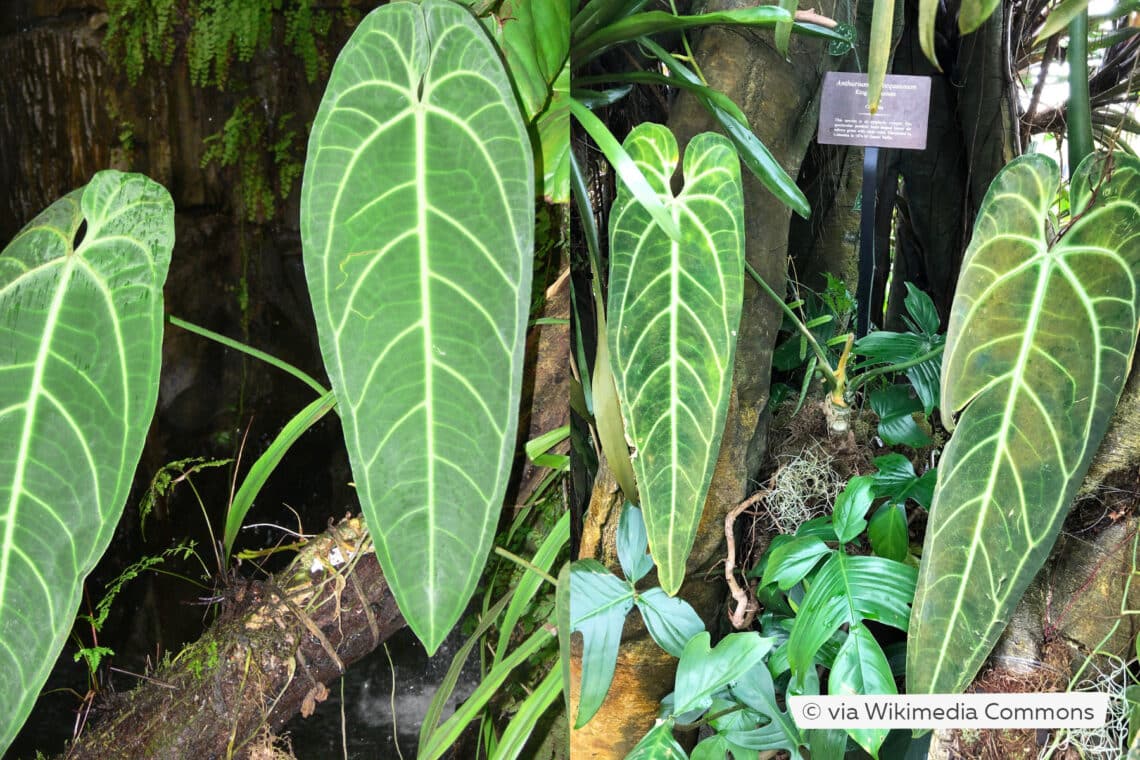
xmin=641 ymin=38 xmax=810 ymax=218
xmin=762 ymin=536 xmax=833 ymax=590
xmin=870 ymin=385 xmax=931 ymax=448
xmin=608 ymin=124 xmax=745 ymax=594
xmin=959 ymin=0 xmax=1001 ymax=35
xmin=301 ymin=0 xmax=534 ymax=655
xmin=907 ymin=153 xmax=1140 ymax=694
xmin=866 ymin=0 xmax=895 ymax=112
xmin=871 ymin=453 xmax=935 ymax=509
xmin=869 ymin=503 xmax=909 ymax=562
xmin=673 ymin=632 xmax=774 ymax=715
xmin=572 ymin=6 xmax=792 ymax=65
xmin=788 ymin=553 xmax=916 ymax=681
xmin=636 ymin=587 xmax=705 ymax=657
xmin=570 ymin=558 xmax=635 ymax=727
xmin=730 ymin=663 xmax=805 ymax=754
xmin=0 ymin=170 xmax=173 ymax=753
xmin=536 ymin=63 xmax=569 ymax=204
xmin=571 ymin=100 xmax=681 ymax=240
xmin=833 ymin=475 xmax=875 ymax=544
xmin=918 ymin=0 xmax=940 ymax=68
xmin=494 ymin=0 xmax=569 ymax=120
xmin=626 ymin=719 xmax=687 ymax=760
xmin=618 ymin=502 xmax=654 ymax=583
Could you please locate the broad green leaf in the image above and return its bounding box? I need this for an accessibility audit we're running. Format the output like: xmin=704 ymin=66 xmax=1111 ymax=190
xmin=572 ymin=6 xmax=792 ymax=65
xmin=867 ymin=0 xmax=895 ymax=112
xmin=673 ymin=632 xmax=773 ymax=715
xmin=869 ymin=503 xmax=909 ymax=562
xmin=871 ymin=453 xmax=935 ymax=509
xmin=494 ymin=0 xmax=569 ymax=120
xmin=300 ymin=0 xmax=534 ymax=654
xmin=636 ymin=587 xmax=705 ymax=657
xmin=870 ymin=385 xmax=931 ymax=448
xmin=959 ymin=0 xmax=1000 ymax=35
xmin=570 ymin=559 xmax=635 ymax=727
xmin=0 ymin=170 xmax=173 ymax=752
xmin=832 ymin=475 xmax=874 ymax=544
xmin=626 ymin=719 xmax=687 ymax=760
xmin=788 ymin=553 xmax=916 ymax=680
xmin=608 ymin=124 xmax=745 ymax=594
xmin=617 ymin=502 xmax=653 ymax=583
xmin=762 ymin=536 xmax=832 ymax=590
xmin=907 ymin=153 xmax=1140 ymax=694
xmin=830 ymin=623 xmax=894 ymax=757
xmin=855 ymin=328 xmax=943 ymax=414
xmin=903 ymin=282 xmax=940 ymax=335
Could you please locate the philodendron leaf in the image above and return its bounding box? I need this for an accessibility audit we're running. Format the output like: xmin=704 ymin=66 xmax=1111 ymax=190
xmin=0 ymin=170 xmax=173 ymax=753
xmin=673 ymin=632 xmax=773 ymax=715
xmin=301 ymin=0 xmax=533 ymax=654
xmin=636 ymin=587 xmax=705 ymax=657
xmin=608 ymin=123 xmax=745 ymax=594
xmin=625 ymin=719 xmax=686 ymax=760
xmin=908 ymin=153 xmax=1140 ymax=694
xmin=617 ymin=502 xmax=653 ymax=583
xmin=830 ymin=622 xmax=895 ymax=756
xmin=570 ymin=559 xmax=635 ymax=727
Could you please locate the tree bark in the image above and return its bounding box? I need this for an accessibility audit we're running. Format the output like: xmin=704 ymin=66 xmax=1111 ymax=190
xmin=61 ymin=516 xmax=405 ymax=760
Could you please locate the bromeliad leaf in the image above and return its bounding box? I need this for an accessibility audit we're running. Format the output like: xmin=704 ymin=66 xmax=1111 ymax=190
xmin=301 ymin=0 xmax=533 ymax=654
xmin=0 ymin=170 xmax=173 ymax=753
xmin=907 ymin=153 xmax=1140 ymax=694
xmin=608 ymin=123 xmax=744 ymax=595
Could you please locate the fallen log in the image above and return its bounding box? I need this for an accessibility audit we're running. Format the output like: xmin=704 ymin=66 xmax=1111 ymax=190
xmin=62 ymin=515 xmax=404 ymax=759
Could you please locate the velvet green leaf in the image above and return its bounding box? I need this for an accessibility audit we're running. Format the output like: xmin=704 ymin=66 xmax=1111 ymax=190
xmin=301 ymin=0 xmax=533 ymax=654
xmin=908 ymin=153 xmax=1140 ymax=694
xmin=607 ymin=124 xmax=744 ymax=594
xmin=0 ymin=170 xmax=173 ymax=753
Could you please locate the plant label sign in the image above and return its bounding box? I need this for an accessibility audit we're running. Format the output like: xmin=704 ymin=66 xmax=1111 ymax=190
xmin=818 ymin=73 xmax=931 ymax=150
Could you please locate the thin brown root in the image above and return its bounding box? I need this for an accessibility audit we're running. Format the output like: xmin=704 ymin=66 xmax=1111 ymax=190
xmin=725 ymin=489 xmax=768 ymax=629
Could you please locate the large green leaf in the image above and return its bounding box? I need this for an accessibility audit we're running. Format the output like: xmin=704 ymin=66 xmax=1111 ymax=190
xmin=907 ymin=153 xmax=1140 ymax=694
xmin=0 ymin=170 xmax=173 ymax=752
xmin=569 ymin=559 xmax=635 ymax=727
xmin=301 ymin=0 xmax=534 ymax=654
xmin=607 ymin=124 xmax=744 ymax=594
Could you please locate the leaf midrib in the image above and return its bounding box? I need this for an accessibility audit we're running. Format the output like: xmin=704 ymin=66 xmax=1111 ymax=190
xmin=929 ymin=254 xmax=1052 ymax=688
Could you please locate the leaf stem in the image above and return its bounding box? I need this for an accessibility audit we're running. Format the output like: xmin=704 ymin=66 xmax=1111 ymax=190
xmin=847 ymin=343 xmax=945 ymax=393
xmin=169 ymin=315 xmax=329 ymax=397
xmin=745 ymin=261 xmax=842 ymax=391
xmin=494 ymin=547 xmax=559 ymax=587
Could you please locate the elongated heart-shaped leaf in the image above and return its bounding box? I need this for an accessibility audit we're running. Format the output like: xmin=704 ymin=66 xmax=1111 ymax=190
xmin=907 ymin=153 xmax=1140 ymax=694
xmin=636 ymin=587 xmax=705 ymax=657
xmin=0 ymin=170 xmax=173 ymax=752
xmin=830 ymin=623 xmax=894 ymax=756
xmin=607 ymin=124 xmax=744 ymax=594
xmin=301 ymin=0 xmax=533 ymax=654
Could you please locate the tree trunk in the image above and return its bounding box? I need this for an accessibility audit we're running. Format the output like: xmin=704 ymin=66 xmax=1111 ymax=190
xmin=61 ymin=516 xmax=405 ymax=760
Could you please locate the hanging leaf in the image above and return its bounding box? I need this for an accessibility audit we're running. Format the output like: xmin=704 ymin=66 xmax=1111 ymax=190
xmin=866 ymin=0 xmax=896 ymax=113
xmin=830 ymin=623 xmax=895 ymax=756
xmin=908 ymin=153 xmax=1140 ymax=694
xmin=570 ymin=559 xmax=635 ymax=727
xmin=636 ymin=588 xmax=705 ymax=657
xmin=0 ymin=170 xmax=173 ymax=753
xmin=607 ymin=124 xmax=744 ymax=594
xmin=301 ymin=0 xmax=534 ymax=654
xmin=959 ymin=0 xmax=1001 ymax=35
